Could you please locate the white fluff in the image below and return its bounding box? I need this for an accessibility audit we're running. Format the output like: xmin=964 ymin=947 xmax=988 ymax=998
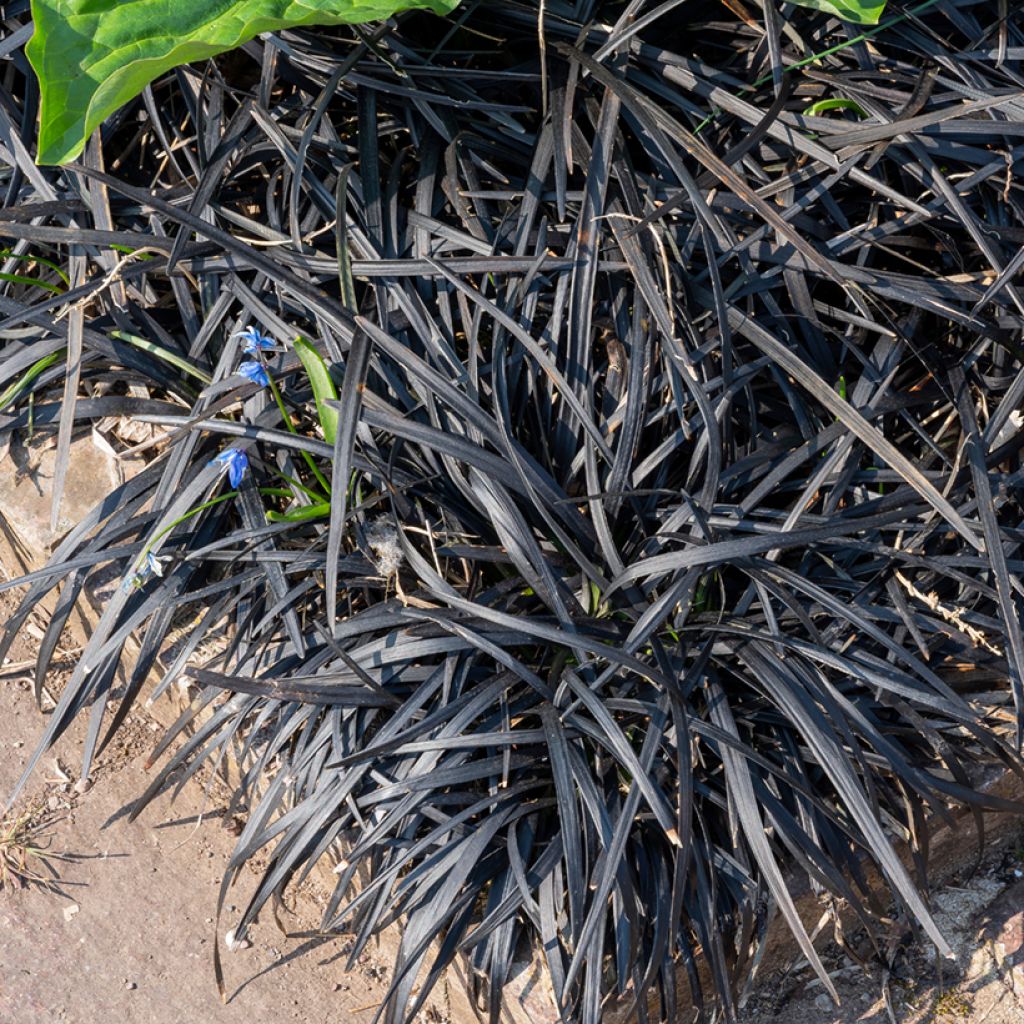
xmin=365 ymin=519 xmax=404 ymax=577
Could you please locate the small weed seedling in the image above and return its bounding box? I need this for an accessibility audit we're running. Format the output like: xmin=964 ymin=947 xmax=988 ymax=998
xmin=0 ymin=805 xmax=68 ymax=894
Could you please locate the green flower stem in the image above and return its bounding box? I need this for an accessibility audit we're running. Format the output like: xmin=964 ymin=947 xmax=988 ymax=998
xmin=130 ymin=491 xmax=239 ymax=574
xmin=263 ymin=367 xmax=333 ymax=499
xmin=267 ymin=469 xmax=325 ymax=504
xmin=130 ymin=483 xmax=308 ymax=577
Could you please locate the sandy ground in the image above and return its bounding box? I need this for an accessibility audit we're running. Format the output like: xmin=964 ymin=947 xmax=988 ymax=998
xmin=0 ymin=588 xmax=405 ymax=1024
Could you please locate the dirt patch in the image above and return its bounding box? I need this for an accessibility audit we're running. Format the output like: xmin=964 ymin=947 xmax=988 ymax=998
xmin=0 ymin=589 xmax=416 ymax=1024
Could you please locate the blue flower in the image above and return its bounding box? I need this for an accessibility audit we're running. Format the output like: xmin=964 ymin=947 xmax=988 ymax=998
xmin=211 ymin=447 xmax=249 ymax=488
xmin=237 ymin=326 xmax=275 ymax=356
xmin=121 ymin=551 xmax=166 ymax=592
xmin=121 ymin=572 xmax=143 ymax=594
xmin=238 ymin=360 xmax=270 ymax=388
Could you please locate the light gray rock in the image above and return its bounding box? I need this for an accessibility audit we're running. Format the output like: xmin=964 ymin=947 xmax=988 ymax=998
xmin=0 ymin=435 xmax=122 ymax=558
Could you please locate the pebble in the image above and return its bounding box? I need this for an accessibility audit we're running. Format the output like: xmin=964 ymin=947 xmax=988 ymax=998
xmin=73 ymin=777 xmax=92 ymax=795
xmin=63 ymin=904 xmax=80 ymax=923
xmin=814 ymin=993 xmax=834 ymax=1012
xmin=11 ymin=741 xmax=23 ymax=749
xmin=126 ymin=981 xmax=137 ymax=991
xmin=224 ymin=929 xmax=252 ymax=951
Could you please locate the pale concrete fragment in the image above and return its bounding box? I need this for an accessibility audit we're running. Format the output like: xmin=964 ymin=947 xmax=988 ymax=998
xmin=0 ymin=434 xmax=121 ymax=555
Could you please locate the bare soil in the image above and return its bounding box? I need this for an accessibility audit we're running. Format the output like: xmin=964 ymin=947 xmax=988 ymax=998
xmin=0 ymin=589 xmax=408 ymax=1024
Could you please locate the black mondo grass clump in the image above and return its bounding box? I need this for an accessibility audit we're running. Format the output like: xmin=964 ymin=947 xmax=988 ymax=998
xmin=1 ymin=1 xmax=1024 ymax=1022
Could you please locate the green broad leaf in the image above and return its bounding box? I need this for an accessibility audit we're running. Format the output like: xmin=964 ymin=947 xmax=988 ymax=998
xmin=292 ymin=336 xmax=340 ymax=445
xmin=789 ymin=0 xmax=887 ymax=22
xmin=27 ymin=0 xmax=460 ymax=165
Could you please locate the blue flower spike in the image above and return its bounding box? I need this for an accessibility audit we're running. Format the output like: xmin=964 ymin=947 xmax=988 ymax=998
xmin=211 ymin=447 xmax=249 ymax=488
xmin=238 ymin=360 xmax=270 ymax=388
xmin=237 ymin=326 xmax=275 ymax=356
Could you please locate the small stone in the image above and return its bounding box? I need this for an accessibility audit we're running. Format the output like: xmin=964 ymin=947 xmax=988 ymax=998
xmin=63 ymin=904 xmax=80 ymax=922
xmin=997 ymin=909 xmax=1024 ymax=963
xmin=224 ymin=929 xmax=252 ymax=951
xmin=73 ymin=777 xmax=92 ymax=795
xmin=125 ymin=981 xmax=137 ymax=991
xmin=814 ymin=993 xmax=834 ymax=1012
xmin=11 ymin=741 xmax=23 ymax=749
